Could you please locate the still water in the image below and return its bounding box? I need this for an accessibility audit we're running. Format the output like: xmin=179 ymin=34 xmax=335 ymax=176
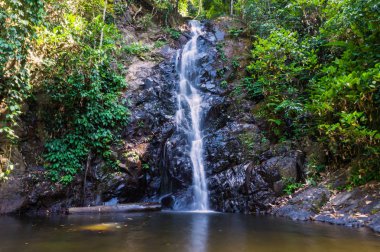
xmin=0 ymin=212 xmax=379 ymax=252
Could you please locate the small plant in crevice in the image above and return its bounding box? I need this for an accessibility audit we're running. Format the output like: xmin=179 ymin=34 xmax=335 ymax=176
xmin=164 ymin=27 xmax=181 ymax=40
xmin=0 ymin=155 xmax=13 ymax=181
xmin=216 ymin=42 xmax=227 ymax=62
xmin=239 ymin=133 xmax=255 ymax=151
xmin=123 ymin=42 xmax=150 ymax=56
xmin=136 ymin=13 xmax=153 ymax=30
xmin=228 ymin=28 xmax=244 ymax=38
xmin=231 ymin=85 xmax=243 ymax=97
xmin=137 ymin=120 xmax=145 ymax=128
xmin=261 ymin=135 xmax=269 ymax=144
xmin=220 ymin=80 xmax=228 ymax=89
xmin=142 ymin=163 xmax=149 ymax=170
xmin=305 ymin=157 xmax=325 ymax=182
xmin=217 ymin=66 xmax=229 ymax=78
xmin=231 ymin=57 xmax=240 ymax=69
xmin=282 ymin=177 xmax=303 ymax=195
xmin=154 ymin=40 xmax=167 ymax=48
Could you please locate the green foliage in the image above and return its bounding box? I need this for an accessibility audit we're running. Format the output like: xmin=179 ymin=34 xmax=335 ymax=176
xmin=204 ymin=0 xmax=230 ymax=18
xmin=30 ymin=0 xmax=129 ymax=184
xmin=220 ymin=80 xmax=228 ymax=89
xmin=308 ymin=0 xmax=380 ymax=183
xmin=228 ymin=28 xmax=244 ymax=38
xmin=239 ymin=0 xmax=380 ymax=184
xmin=246 ymin=28 xmax=317 ymax=137
xmin=136 ymin=14 xmax=154 ymax=30
xmin=304 ymin=155 xmax=326 ymax=187
xmin=350 ymin=160 xmax=380 ymax=187
xmin=0 ymin=152 xmax=14 ymax=181
xmin=142 ymin=163 xmax=150 ymax=170
xmin=123 ymin=42 xmax=150 ymax=56
xmin=231 ymin=57 xmax=240 ymax=69
xmin=283 ymin=178 xmax=303 ymax=195
xmin=239 ymin=77 xmax=262 ymax=100
xmin=154 ymin=40 xmax=167 ymax=48
xmin=164 ymin=27 xmax=182 ymax=40
xmin=216 ymin=42 xmax=227 ymax=61
xmin=42 ymin=58 xmax=128 ymax=183
xmin=0 ymin=0 xmax=44 ymax=141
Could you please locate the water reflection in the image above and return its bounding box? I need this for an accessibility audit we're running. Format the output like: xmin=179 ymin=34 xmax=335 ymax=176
xmin=190 ymin=213 xmax=209 ymax=252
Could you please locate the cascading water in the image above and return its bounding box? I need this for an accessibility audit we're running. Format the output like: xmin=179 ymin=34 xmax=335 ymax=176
xmin=175 ymin=21 xmax=209 ymax=211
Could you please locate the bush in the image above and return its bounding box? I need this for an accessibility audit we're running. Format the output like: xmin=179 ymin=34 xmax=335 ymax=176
xmin=31 ymin=0 xmax=129 ymax=184
xmin=136 ymin=14 xmax=154 ymax=30
xmin=246 ymin=28 xmax=317 ymax=138
xmin=283 ymin=178 xmax=303 ymax=195
xmin=164 ymin=27 xmax=181 ymax=40
xmin=0 ymin=0 xmax=44 ymax=141
xmin=241 ymin=0 xmax=380 ymax=184
xmin=123 ymin=42 xmax=150 ymax=56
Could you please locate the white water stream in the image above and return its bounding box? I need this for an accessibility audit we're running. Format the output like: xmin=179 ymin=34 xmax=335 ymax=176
xmin=175 ymin=21 xmax=209 ymax=210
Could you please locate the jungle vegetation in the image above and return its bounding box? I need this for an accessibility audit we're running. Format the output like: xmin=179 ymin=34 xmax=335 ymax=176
xmin=1 ymin=0 xmax=379 ymax=185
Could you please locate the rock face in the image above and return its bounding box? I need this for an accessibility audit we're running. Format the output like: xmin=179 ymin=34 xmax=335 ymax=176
xmin=122 ymin=21 xmax=227 ymax=208
xmin=208 ymin=163 xmax=277 ymax=213
xmin=208 ymin=146 xmax=305 ymax=213
xmin=129 ymin=21 xmax=307 ymax=212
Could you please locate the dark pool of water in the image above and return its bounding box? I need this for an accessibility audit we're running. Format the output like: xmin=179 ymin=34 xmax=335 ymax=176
xmin=0 ymin=211 xmax=379 ymax=252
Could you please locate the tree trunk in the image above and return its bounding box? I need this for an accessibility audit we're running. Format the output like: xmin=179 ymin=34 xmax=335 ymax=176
xmin=82 ymin=152 xmax=92 ymax=206
xmin=175 ymin=0 xmax=179 ymax=14
xmin=99 ymin=0 xmax=107 ymax=49
xmin=197 ymin=0 xmax=203 ymax=17
xmin=68 ymin=203 xmax=162 ymax=214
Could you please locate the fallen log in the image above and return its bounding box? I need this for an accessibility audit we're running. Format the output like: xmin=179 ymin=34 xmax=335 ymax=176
xmin=68 ymin=202 xmax=161 ymax=214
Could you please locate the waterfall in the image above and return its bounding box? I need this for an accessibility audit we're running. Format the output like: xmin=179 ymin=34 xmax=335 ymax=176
xmin=175 ymin=21 xmax=209 ymax=211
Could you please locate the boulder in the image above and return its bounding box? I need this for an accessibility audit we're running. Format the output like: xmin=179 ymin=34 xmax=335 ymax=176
xmin=209 ymin=162 xmax=278 ymax=213
xmin=0 ymin=175 xmax=26 ymax=214
xmin=273 ymin=186 xmax=331 ymax=221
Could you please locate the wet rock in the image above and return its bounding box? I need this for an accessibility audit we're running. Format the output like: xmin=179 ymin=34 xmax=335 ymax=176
xmin=214 ymin=30 xmax=225 ymax=41
xmin=260 ymin=152 xmax=303 ymax=183
xmin=160 ymin=194 xmax=175 ymax=209
xmin=273 ymin=181 xmax=284 ymax=196
xmin=101 ymin=172 xmax=144 ymax=203
xmin=268 ymin=179 xmax=380 ymax=232
xmin=204 ymin=122 xmax=262 ymax=174
xmin=314 ymin=213 xmax=368 ymax=228
xmin=331 ymin=190 xmax=354 ymax=206
xmin=273 ymin=186 xmax=331 ymax=221
xmin=209 ymin=163 xmax=277 ymax=213
xmin=0 ymin=175 xmax=26 ymax=214
xmin=368 ymin=215 xmax=380 ymax=232
xmin=179 ymin=35 xmax=189 ymax=45
xmin=311 ymin=183 xmax=380 ymax=231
